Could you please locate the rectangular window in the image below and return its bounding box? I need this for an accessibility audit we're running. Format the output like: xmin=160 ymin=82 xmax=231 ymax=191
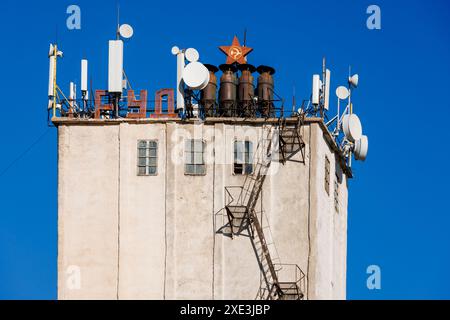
xmin=234 ymin=141 xmax=253 ymax=175
xmin=185 ymin=139 xmax=206 ymax=175
xmin=325 ymin=156 xmax=330 ymax=195
xmin=334 ymin=174 xmax=340 ymax=213
xmin=137 ymin=140 xmax=158 ymax=176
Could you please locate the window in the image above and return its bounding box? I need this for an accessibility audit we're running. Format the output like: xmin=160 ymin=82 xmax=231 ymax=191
xmin=137 ymin=140 xmax=158 ymax=175
xmin=325 ymin=156 xmax=330 ymax=195
xmin=185 ymin=139 xmax=206 ymax=175
xmin=334 ymin=174 xmax=340 ymax=213
xmin=234 ymin=141 xmax=253 ymax=175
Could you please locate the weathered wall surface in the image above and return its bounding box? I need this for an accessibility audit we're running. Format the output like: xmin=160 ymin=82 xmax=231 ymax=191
xmin=57 ymin=121 xmax=348 ymax=300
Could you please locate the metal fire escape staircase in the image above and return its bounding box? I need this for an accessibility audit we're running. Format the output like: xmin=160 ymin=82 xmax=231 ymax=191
xmin=224 ymin=116 xmax=306 ymax=300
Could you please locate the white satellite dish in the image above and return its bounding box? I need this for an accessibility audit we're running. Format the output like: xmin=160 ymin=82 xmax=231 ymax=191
xmin=182 ymin=62 xmax=210 ymax=90
xmin=119 ymin=24 xmax=134 ymax=39
xmin=354 ymin=135 xmax=368 ymax=161
xmin=342 ymin=113 xmax=363 ymax=142
xmin=185 ymin=48 xmax=200 ymax=63
xmin=171 ymin=46 xmax=180 ymax=55
xmin=349 ymin=74 xmax=359 ymax=88
xmin=336 ymin=86 xmax=350 ymax=100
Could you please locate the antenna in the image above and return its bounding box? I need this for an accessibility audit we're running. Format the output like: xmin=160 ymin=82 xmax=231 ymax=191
xmin=342 ymin=113 xmax=362 ymax=142
xmin=172 ymin=46 xmax=185 ymax=111
xmin=108 ymin=40 xmax=124 ymax=93
xmin=243 ymin=28 xmax=247 ymax=47
xmin=312 ymin=74 xmax=320 ymax=105
xmin=324 ymin=69 xmax=331 ymax=111
xmin=81 ymin=59 xmax=88 ymax=93
xmin=116 ymin=3 xmax=120 ymax=39
xmin=185 ymin=48 xmax=199 ymax=63
xmin=292 ymin=85 xmax=296 ymax=113
xmin=119 ymin=24 xmax=134 ymax=39
xmin=182 ymin=61 xmax=209 ymax=90
xmin=354 ymin=135 xmax=369 ymax=161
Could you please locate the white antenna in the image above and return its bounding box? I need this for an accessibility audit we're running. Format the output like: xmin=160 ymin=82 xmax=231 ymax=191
xmin=81 ymin=59 xmax=88 ymax=94
xmin=324 ymin=69 xmax=331 ymax=111
xmin=70 ymin=82 xmax=76 ymax=100
xmin=182 ymin=61 xmax=210 ymax=90
xmin=336 ymin=86 xmax=349 ymax=100
xmin=185 ymin=48 xmax=199 ymax=63
xmin=119 ymin=24 xmax=134 ymax=39
xmin=354 ymin=135 xmax=368 ymax=161
xmin=312 ymin=74 xmax=320 ymax=105
xmin=342 ymin=113 xmax=363 ymax=142
xmin=48 ymin=46 xmax=56 ymax=97
xmin=349 ymin=74 xmax=359 ymax=88
xmin=172 ymin=46 xmax=185 ymax=111
xmin=108 ymin=40 xmax=124 ymax=93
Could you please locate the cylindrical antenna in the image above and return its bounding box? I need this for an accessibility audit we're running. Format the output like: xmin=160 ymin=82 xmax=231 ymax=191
xmin=116 ymin=3 xmax=120 ymax=40
xmin=292 ymin=85 xmax=296 ymax=113
xmin=243 ymin=28 xmax=247 ymax=47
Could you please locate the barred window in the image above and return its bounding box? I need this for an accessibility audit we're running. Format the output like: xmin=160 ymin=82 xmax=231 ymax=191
xmin=334 ymin=175 xmax=340 ymax=213
xmin=234 ymin=141 xmax=253 ymax=175
xmin=137 ymin=140 xmax=158 ymax=176
xmin=325 ymin=156 xmax=330 ymax=195
xmin=185 ymin=139 xmax=206 ymax=175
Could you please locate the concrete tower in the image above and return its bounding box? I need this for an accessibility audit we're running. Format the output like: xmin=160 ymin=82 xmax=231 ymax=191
xmin=55 ymin=116 xmax=350 ymax=300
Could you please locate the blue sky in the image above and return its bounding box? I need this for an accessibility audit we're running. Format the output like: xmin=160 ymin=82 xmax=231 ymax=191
xmin=0 ymin=0 xmax=449 ymax=299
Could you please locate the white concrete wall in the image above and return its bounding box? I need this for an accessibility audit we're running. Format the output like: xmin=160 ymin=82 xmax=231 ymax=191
xmin=57 ymin=121 xmax=348 ymax=300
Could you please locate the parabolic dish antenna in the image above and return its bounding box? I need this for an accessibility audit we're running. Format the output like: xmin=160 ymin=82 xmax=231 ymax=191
xmin=171 ymin=46 xmax=180 ymax=55
xmin=349 ymin=74 xmax=359 ymax=88
xmin=182 ymin=62 xmax=210 ymax=90
xmin=336 ymin=86 xmax=349 ymax=100
xmin=354 ymin=135 xmax=368 ymax=161
xmin=185 ymin=48 xmax=200 ymax=63
xmin=119 ymin=24 xmax=134 ymax=39
xmin=342 ymin=113 xmax=363 ymax=142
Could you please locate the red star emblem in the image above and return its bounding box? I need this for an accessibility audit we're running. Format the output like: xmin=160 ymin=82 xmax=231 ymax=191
xmin=219 ymin=36 xmax=253 ymax=64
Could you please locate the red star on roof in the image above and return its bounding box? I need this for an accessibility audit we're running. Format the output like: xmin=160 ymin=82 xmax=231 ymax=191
xmin=219 ymin=36 xmax=253 ymax=64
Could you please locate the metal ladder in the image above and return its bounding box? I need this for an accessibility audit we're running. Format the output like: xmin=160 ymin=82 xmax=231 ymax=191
xmin=225 ymin=119 xmax=305 ymax=300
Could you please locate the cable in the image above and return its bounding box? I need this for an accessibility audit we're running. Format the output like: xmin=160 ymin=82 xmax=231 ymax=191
xmin=0 ymin=128 xmax=51 ymax=179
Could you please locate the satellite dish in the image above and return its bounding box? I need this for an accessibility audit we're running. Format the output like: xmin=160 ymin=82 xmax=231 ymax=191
xmin=336 ymin=86 xmax=350 ymax=100
xmin=171 ymin=46 xmax=180 ymax=55
xmin=182 ymin=62 xmax=210 ymax=90
xmin=119 ymin=24 xmax=134 ymax=39
xmin=354 ymin=135 xmax=368 ymax=161
xmin=185 ymin=48 xmax=200 ymax=63
xmin=342 ymin=113 xmax=362 ymax=142
xmin=349 ymin=74 xmax=359 ymax=88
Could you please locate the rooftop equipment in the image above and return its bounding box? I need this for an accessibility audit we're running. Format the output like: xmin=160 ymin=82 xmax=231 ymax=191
xmin=354 ymin=135 xmax=368 ymax=161
xmin=172 ymin=46 xmax=185 ymax=112
xmin=312 ymin=74 xmax=321 ymax=106
xmin=219 ymin=64 xmax=238 ymax=117
xmin=182 ymin=61 xmax=210 ymax=91
xmin=108 ymin=40 xmax=124 ymax=93
xmin=201 ymin=64 xmax=219 ymax=117
xmin=256 ymin=65 xmax=275 ymax=117
xmin=237 ymin=64 xmax=256 ymax=118
xmin=342 ymin=113 xmax=362 ymax=142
